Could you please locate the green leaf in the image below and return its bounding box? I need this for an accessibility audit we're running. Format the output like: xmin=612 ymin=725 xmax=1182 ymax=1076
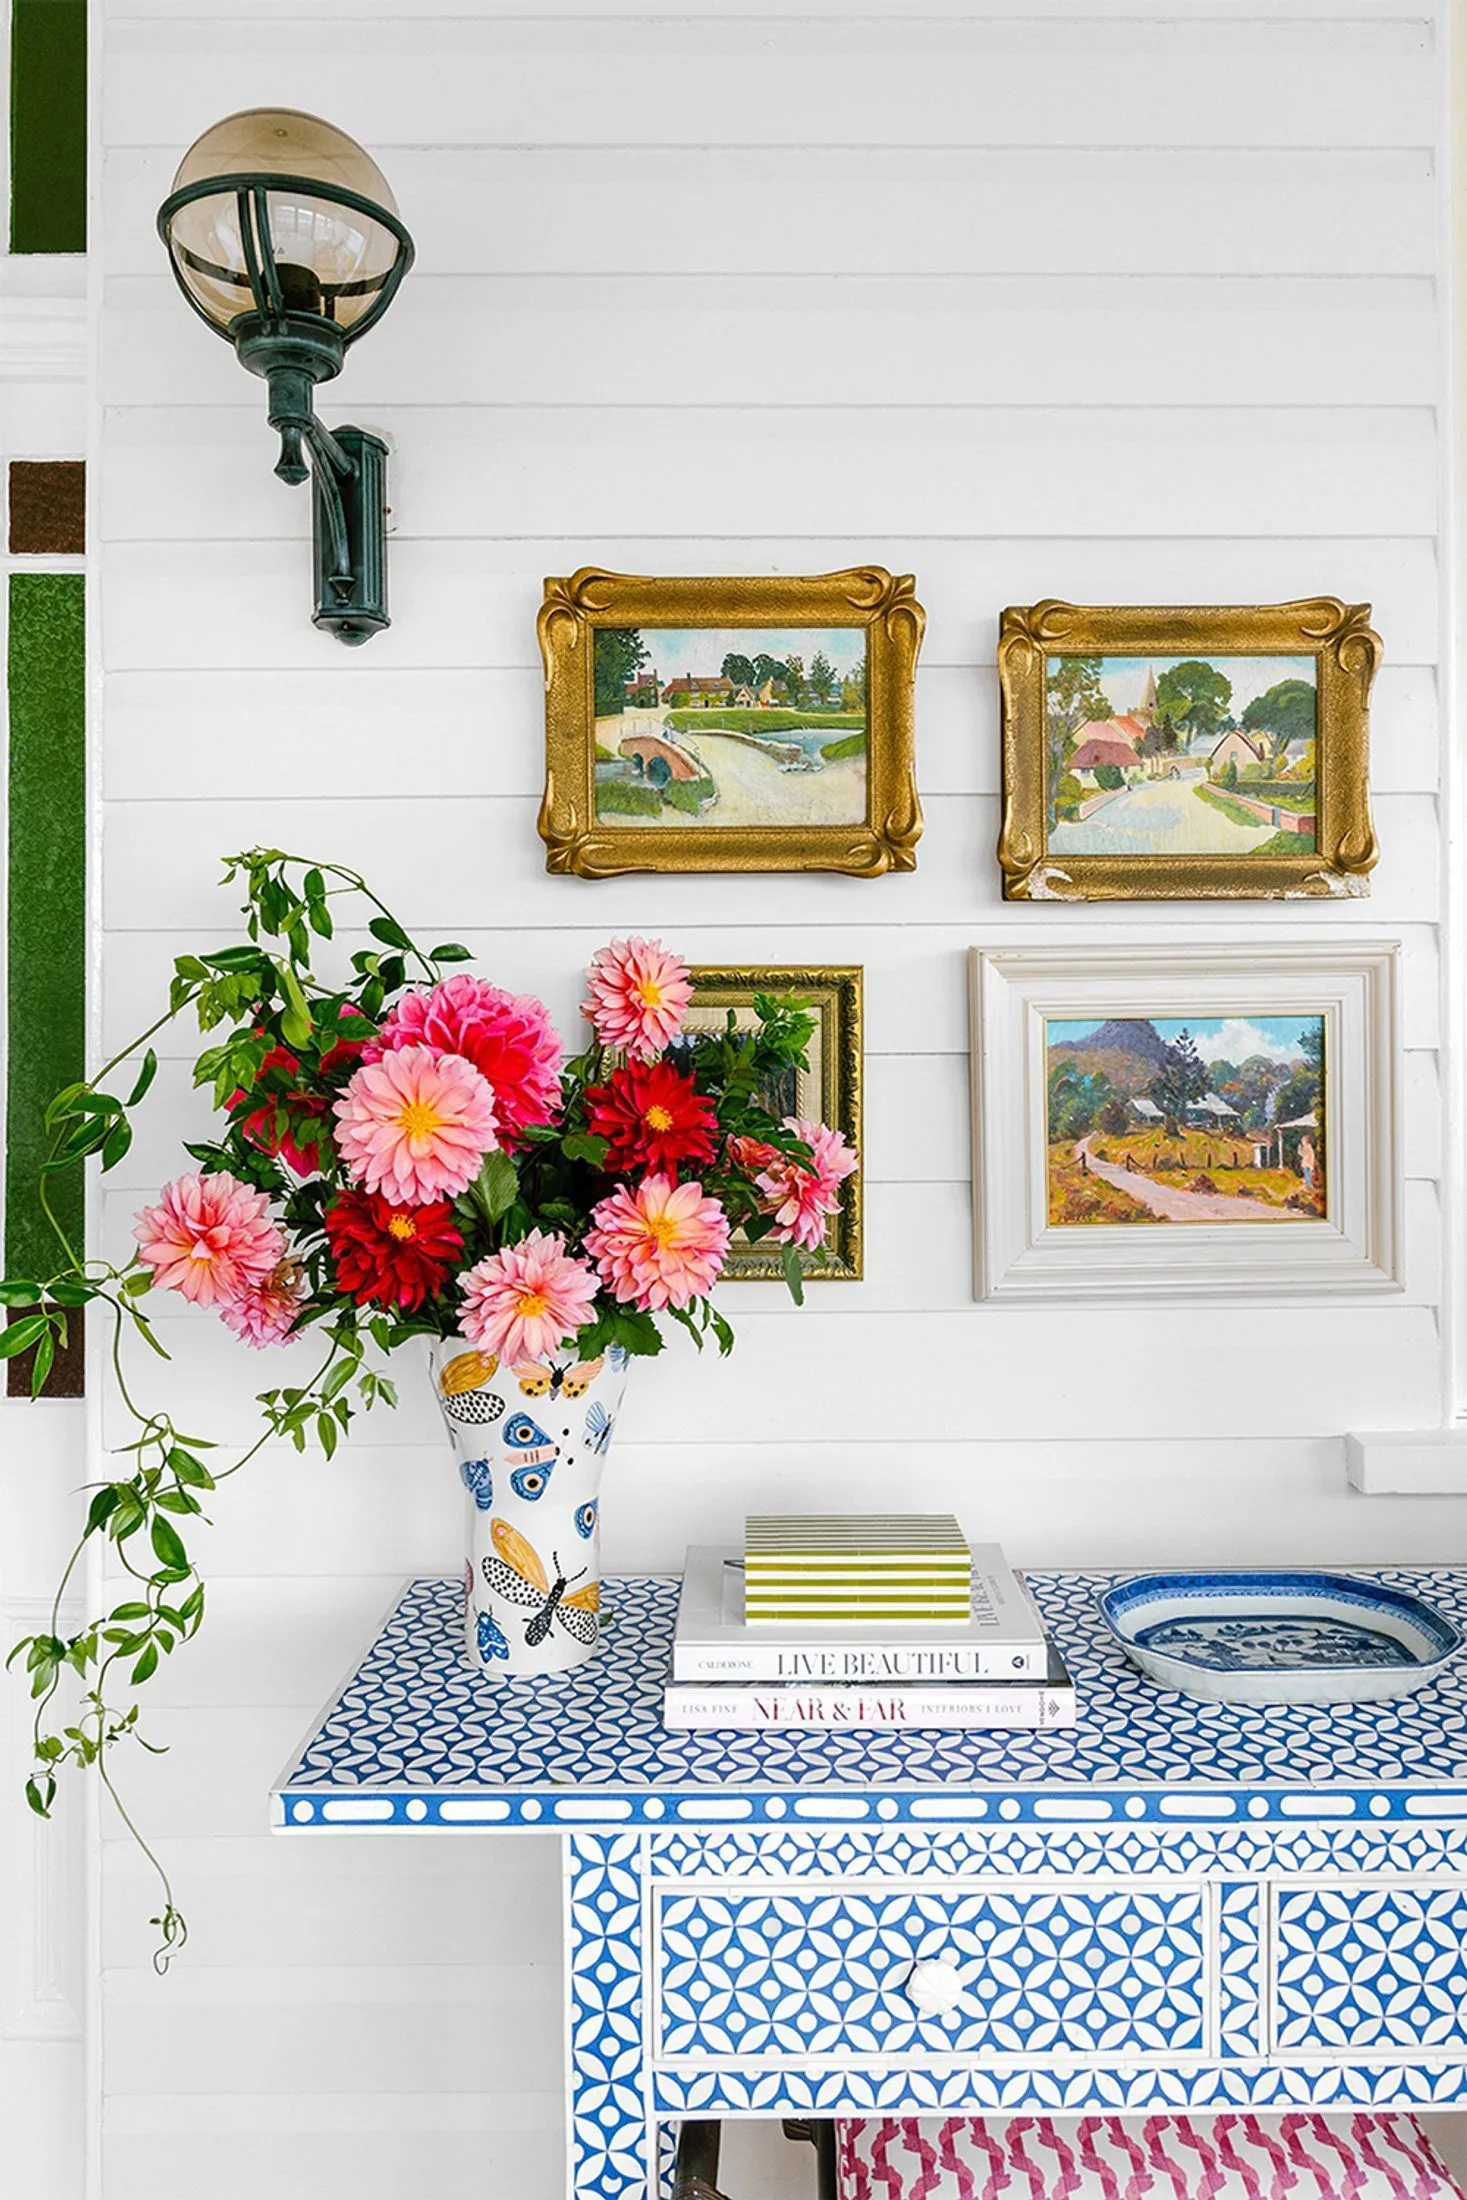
xmin=131 ymin=1644 xmax=158 ymax=1686
xmin=149 ymin=1517 xmax=189 ymax=1575
xmin=471 ymin=1149 xmax=520 ymax=1225
xmin=0 ymin=1279 xmax=41 ymax=1306
xmin=278 ymin=963 xmax=312 ymax=1049
xmin=167 ymin=1447 xmax=215 ymax=1490
xmin=317 ymin=1412 xmax=338 ymax=1459
xmin=561 ymin=1131 xmax=611 ymax=1168
xmin=368 ymin=914 xmax=412 ymax=952
xmin=0 ymin=1315 xmax=50 ymax=1359
xmin=201 ymin=946 xmax=265 ymax=973
xmin=28 ymin=1328 xmax=55 ymax=1397
xmin=126 ymin=1049 xmax=159 ymax=1106
xmin=780 ymin=1242 xmax=806 ymax=1307
xmin=430 ymin=942 xmax=473 ymax=963
xmin=100 ymin=1118 xmax=134 ymax=1173
xmin=47 ymin=1278 xmax=98 ymax=1306
xmin=25 ymin=1777 xmax=55 ymax=1819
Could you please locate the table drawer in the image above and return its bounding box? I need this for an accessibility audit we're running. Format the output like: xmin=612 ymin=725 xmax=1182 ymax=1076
xmin=653 ymin=1879 xmax=1211 ymax=2063
xmin=1272 ymin=1881 xmax=1467 ymax=2053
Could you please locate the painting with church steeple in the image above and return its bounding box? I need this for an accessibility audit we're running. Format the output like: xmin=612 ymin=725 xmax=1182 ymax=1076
xmin=1044 ymin=652 xmax=1318 ymax=859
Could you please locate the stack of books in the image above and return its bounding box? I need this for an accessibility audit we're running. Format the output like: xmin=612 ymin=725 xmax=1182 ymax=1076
xmin=664 ymin=1540 xmax=1077 ymax=1732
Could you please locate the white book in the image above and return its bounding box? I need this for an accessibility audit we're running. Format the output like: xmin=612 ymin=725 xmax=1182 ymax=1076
xmin=671 ymin=1544 xmax=1047 ymax=1683
xmin=662 ymin=1638 xmax=1076 ymax=1732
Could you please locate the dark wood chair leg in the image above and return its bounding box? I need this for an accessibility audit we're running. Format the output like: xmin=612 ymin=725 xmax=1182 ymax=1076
xmin=781 ymin=2117 xmax=839 ymax=2199
xmin=672 ymin=2118 xmax=726 ymax=2199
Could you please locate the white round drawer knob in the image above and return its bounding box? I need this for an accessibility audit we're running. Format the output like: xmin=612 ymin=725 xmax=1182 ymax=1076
xmin=904 ymin=1955 xmax=965 ymax=2015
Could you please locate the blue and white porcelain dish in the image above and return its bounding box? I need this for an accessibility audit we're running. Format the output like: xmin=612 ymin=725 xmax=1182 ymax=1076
xmin=1097 ymin=1569 xmax=1464 ymax=1706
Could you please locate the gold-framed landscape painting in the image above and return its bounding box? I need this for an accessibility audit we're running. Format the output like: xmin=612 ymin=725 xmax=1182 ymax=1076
xmin=537 ymin=569 xmax=922 ymax=876
xmin=681 ymin=965 xmax=863 ymax=1282
xmin=997 ymin=599 xmax=1380 ymax=902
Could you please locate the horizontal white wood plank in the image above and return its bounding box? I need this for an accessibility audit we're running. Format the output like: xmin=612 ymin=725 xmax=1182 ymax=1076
xmin=103 ymin=1964 xmax=559 ymax=2094
xmin=101 ymin=2127 xmax=561 ymax=2200
xmin=100 ymin=405 xmax=1439 ymax=543
xmin=97 ymin=922 xmax=1444 ymax=1062
xmin=110 ymin=1042 xmax=1442 ymax=1190
xmin=91 ymin=1436 xmax=1467 ymax=1585
xmin=100 ymin=1 xmax=1452 ymax=22
xmin=92 ymin=1276 xmax=1447 ymax=1442
xmin=102 ymin=1833 xmax=560 ymax=1970
xmin=102 ymin=16 xmax=1435 ymax=150
xmin=98 ymin=536 xmax=1441 ymax=672
xmin=105 ymin=274 xmax=1440 ymax=411
xmin=100 ymin=661 xmax=1439 ymax=802
xmin=101 ymin=144 xmax=1438 ymax=278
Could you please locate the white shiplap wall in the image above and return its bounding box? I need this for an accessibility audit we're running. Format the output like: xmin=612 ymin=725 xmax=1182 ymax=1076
xmin=94 ymin=5 xmax=1461 ymax=2195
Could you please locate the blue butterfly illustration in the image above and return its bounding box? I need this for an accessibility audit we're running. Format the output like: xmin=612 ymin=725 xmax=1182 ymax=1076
xmin=503 ymin=1411 xmax=557 ymax=1462
xmin=606 ymin=1342 xmax=628 ymax=1371
xmin=476 ymin=1608 xmax=509 ymax=1662
xmin=584 ymin=1401 xmax=616 ymax=1457
xmin=573 ymin=1499 xmax=599 ymax=1541
xmin=510 ymin=1461 xmax=554 ymax=1502
xmin=459 ymin=1457 xmax=494 ymax=1511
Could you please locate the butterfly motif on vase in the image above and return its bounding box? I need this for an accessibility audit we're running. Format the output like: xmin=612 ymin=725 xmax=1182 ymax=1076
xmin=573 ymin=1499 xmax=598 ymax=1541
xmin=509 ymin=1461 xmax=554 ymax=1502
xmin=503 ymin=1411 xmax=557 ymax=1467
xmin=475 ymin=1607 xmax=510 ymax=1663
xmin=606 ymin=1342 xmax=628 ymax=1371
xmin=443 ymin=1388 xmax=505 ymax=1430
xmin=459 ymin=1457 xmax=494 ymax=1511
xmin=584 ymin=1401 xmax=616 ymax=1457
xmin=513 ymin=1353 xmax=605 ymax=1401
xmin=480 ymin=1519 xmax=600 ymax=1648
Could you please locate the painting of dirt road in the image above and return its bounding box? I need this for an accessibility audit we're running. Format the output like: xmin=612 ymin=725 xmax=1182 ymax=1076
xmin=592 ymin=625 xmax=868 ymax=828
xmin=1044 ymin=1014 xmax=1325 ymax=1227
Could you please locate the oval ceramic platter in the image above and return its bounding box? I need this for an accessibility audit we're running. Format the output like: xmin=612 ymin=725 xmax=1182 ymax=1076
xmin=1097 ymin=1570 xmax=1464 ymax=1707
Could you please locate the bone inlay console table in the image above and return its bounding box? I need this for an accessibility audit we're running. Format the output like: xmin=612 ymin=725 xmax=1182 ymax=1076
xmin=273 ymin=1568 xmax=1467 ymax=2199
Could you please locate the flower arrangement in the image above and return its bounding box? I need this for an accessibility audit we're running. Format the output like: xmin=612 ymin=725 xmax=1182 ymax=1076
xmin=4 ymin=852 xmax=854 ymax=1965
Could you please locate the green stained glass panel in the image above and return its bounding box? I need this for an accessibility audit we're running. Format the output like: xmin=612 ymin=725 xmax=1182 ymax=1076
xmin=10 ymin=0 xmax=87 ymax=254
xmin=6 ymin=574 xmax=85 ymax=1291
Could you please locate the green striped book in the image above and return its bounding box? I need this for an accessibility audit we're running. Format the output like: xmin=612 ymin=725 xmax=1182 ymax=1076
xmin=743 ymin=1515 xmax=973 ymax=1624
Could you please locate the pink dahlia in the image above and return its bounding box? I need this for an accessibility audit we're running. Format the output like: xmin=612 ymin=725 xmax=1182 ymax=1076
xmin=333 ymin=1044 xmax=499 ymax=1206
xmin=370 ymin=975 xmax=562 ymax=1146
xmin=586 ymin=1173 xmax=730 ymax=1313
xmin=460 ymin=1229 xmax=600 ymax=1364
xmin=219 ymin=1259 xmax=306 ymax=1349
xmin=757 ymin=1118 xmax=858 ymax=1252
xmin=581 ymin=937 xmax=692 ymax=1062
xmin=133 ymin=1171 xmax=285 ymax=1309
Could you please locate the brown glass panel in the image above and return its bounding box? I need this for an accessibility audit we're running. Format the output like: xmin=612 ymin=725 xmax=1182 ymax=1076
xmin=6 ymin=1306 xmax=84 ymax=1399
xmin=8 ymin=462 xmax=85 ymax=555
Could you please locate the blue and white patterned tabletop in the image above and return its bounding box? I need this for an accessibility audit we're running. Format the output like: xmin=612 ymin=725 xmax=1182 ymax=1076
xmin=273 ymin=1567 xmax=1467 ymax=1833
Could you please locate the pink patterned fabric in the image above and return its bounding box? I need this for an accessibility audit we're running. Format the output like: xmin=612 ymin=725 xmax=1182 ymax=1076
xmin=836 ymin=2117 xmax=1463 ymax=2200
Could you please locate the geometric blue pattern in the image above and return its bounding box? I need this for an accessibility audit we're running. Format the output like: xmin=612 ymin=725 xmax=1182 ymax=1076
xmin=654 ymin=1883 xmax=1208 ymax=2058
xmin=277 ymin=1567 xmax=1467 ymax=2198
xmin=1273 ymin=1884 xmax=1467 ymax=2051
xmin=275 ymin=1568 xmax=1467 ymax=1830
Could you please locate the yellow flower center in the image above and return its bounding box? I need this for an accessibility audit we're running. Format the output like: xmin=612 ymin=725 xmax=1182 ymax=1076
xmin=387 ymin=1213 xmax=416 ymax=1242
xmin=395 ymin=1099 xmax=443 ymax=1140
xmin=646 ymin=1213 xmax=679 ymax=1247
xmin=516 ymin=1289 xmax=547 ymax=1317
xmin=644 ymin=1104 xmax=674 ymax=1133
xmin=634 ymin=978 xmax=665 ymax=1008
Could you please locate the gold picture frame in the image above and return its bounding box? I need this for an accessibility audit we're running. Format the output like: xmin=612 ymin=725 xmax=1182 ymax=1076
xmin=682 ymin=965 xmax=863 ymax=1282
xmin=997 ymin=598 xmax=1380 ymax=902
xmin=537 ymin=568 xmax=923 ymax=876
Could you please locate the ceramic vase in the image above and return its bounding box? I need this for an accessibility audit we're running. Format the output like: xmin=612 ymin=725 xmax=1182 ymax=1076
xmin=430 ymin=1336 xmax=628 ymax=1678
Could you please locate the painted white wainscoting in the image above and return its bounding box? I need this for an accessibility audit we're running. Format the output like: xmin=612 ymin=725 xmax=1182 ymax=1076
xmin=89 ymin=3 xmax=1459 ymax=2195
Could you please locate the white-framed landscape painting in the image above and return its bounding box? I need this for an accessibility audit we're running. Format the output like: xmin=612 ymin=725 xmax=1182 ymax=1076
xmin=970 ymin=943 xmax=1401 ymax=1302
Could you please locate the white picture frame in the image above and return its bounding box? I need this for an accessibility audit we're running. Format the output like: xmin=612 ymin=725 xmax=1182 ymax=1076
xmin=969 ymin=941 xmax=1401 ymax=1302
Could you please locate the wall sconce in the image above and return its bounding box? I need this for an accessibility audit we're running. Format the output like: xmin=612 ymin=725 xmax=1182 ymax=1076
xmin=157 ymin=108 xmax=414 ymax=645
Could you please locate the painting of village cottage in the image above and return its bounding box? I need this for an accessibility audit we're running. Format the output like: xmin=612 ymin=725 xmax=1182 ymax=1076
xmin=1046 ymin=654 xmax=1318 ymax=858
xmin=591 ymin=625 xmax=868 ymax=829
xmin=1044 ymin=1013 xmax=1326 ymax=1227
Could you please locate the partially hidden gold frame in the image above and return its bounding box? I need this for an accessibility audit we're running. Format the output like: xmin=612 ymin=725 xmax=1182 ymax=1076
xmin=537 ymin=568 xmax=923 ymax=876
xmin=688 ymin=965 xmax=862 ymax=1283
xmin=997 ymin=598 xmax=1380 ymax=902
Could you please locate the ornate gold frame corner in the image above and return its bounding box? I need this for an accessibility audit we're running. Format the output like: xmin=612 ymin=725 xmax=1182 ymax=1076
xmin=997 ymin=598 xmax=1380 ymax=903
xmin=687 ymin=965 xmax=863 ymax=1282
xmin=537 ymin=568 xmax=923 ymax=877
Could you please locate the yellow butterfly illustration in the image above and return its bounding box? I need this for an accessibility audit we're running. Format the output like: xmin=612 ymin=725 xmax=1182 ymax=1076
xmin=481 ymin=1519 xmax=600 ymax=1648
xmin=513 ymin=1353 xmax=604 ymax=1401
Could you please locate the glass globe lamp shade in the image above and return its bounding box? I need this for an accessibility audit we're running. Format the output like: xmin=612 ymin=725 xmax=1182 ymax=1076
xmin=159 ymin=107 xmax=412 ymax=344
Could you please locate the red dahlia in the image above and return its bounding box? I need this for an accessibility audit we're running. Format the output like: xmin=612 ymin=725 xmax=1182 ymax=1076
xmin=584 ymin=1060 xmax=719 ymax=1177
xmin=324 ymin=1186 xmax=464 ymax=1312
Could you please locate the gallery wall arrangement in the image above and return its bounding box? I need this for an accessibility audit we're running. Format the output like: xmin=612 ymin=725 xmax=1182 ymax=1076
xmin=6 ymin=8 xmax=1462 ymax=2200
